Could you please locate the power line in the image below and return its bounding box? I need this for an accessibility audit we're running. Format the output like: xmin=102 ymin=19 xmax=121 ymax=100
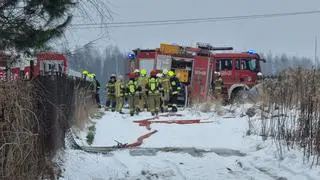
xmin=69 ymin=10 xmax=320 ymax=29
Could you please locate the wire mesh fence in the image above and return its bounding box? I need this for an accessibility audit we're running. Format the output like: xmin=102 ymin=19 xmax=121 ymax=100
xmin=0 ymin=75 xmax=95 ymax=179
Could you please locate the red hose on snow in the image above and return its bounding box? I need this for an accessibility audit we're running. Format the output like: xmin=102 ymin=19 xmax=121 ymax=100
xmin=125 ymin=130 xmax=158 ymax=148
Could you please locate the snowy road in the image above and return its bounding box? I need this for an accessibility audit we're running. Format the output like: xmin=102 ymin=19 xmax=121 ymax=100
xmin=59 ymin=105 xmax=320 ymax=180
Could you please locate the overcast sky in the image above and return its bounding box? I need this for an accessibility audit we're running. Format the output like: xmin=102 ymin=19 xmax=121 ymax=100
xmin=64 ymin=0 xmax=320 ymax=59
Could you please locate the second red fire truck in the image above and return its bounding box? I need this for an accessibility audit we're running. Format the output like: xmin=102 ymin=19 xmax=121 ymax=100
xmin=127 ymin=42 xmax=265 ymax=104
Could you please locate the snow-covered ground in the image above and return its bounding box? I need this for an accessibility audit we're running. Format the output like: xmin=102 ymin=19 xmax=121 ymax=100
xmin=59 ymin=104 xmax=320 ymax=180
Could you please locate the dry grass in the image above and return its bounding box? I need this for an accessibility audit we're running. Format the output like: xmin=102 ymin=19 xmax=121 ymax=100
xmin=0 ymin=76 xmax=96 ymax=179
xmin=72 ymin=81 xmax=96 ymax=130
xmin=0 ymin=80 xmax=43 ymax=180
xmin=257 ymin=68 xmax=320 ymax=165
xmin=190 ymin=96 xmax=226 ymax=116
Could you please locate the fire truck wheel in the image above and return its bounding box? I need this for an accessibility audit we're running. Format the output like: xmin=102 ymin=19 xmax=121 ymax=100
xmin=230 ymin=88 xmax=247 ymax=104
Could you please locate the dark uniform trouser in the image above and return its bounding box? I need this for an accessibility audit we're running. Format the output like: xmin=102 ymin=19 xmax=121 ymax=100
xmin=106 ymin=95 xmax=116 ymax=111
xmin=148 ymin=92 xmax=160 ymax=114
xmin=95 ymin=93 xmax=100 ymax=105
xmin=170 ymin=93 xmax=178 ymax=110
xmin=116 ymin=96 xmax=124 ymax=112
xmin=161 ymin=91 xmax=170 ymax=111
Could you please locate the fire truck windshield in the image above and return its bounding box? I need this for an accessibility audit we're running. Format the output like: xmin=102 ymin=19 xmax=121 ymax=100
xmin=235 ymin=58 xmax=258 ymax=72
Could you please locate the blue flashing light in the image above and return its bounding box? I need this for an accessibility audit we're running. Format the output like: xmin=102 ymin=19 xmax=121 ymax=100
xmin=247 ymin=49 xmax=256 ymax=54
xmin=128 ymin=53 xmax=136 ymax=60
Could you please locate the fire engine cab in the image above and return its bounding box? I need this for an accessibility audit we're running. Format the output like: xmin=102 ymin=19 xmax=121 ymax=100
xmin=128 ymin=43 xmax=265 ymax=104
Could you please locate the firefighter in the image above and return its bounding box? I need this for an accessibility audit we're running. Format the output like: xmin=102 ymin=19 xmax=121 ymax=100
xmin=126 ymin=73 xmax=140 ymax=116
xmin=137 ymin=69 xmax=149 ymax=111
xmin=159 ymin=69 xmax=172 ymax=112
xmin=157 ymin=72 xmax=164 ymax=112
xmin=147 ymin=70 xmax=161 ymax=116
xmin=105 ymin=74 xmax=117 ymax=111
xmin=214 ymin=72 xmax=223 ymax=97
xmin=115 ymin=75 xmax=125 ymax=114
xmin=82 ymin=70 xmax=89 ymax=80
xmin=134 ymin=69 xmax=140 ymax=78
xmin=168 ymin=70 xmax=181 ymax=112
xmin=91 ymin=74 xmax=101 ymax=108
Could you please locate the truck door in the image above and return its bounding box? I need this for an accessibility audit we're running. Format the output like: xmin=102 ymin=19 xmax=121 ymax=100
xmin=234 ymin=58 xmax=258 ymax=85
xmin=216 ymin=58 xmax=234 ymax=84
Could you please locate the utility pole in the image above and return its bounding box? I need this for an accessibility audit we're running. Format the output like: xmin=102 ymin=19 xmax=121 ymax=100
xmin=315 ymin=36 xmax=318 ymax=69
xmin=115 ymin=50 xmax=119 ymax=75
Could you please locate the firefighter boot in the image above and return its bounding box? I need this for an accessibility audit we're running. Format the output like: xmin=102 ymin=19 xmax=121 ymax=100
xmin=111 ymin=99 xmax=116 ymax=112
xmin=172 ymin=105 xmax=178 ymax=112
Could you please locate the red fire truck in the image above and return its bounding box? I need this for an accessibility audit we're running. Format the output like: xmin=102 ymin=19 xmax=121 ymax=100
xmin=11 ymin=52 xmax=68 ymax=79
xmin=128 ymin=43 xmax=265 ymax=104
xmin=1 ymin=51 xmax=68 ymax=80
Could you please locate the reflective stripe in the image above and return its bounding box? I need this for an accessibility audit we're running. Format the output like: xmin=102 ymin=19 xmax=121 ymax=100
xmin=129 ymin=84 xmax=135 ymax=93
xmin=150 ymin=82 xmax=156 ymax=91
xmin=149 ymin=78 xmax=157 ymax=91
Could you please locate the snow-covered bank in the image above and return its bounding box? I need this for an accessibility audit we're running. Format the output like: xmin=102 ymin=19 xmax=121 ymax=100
xmin=75 ymin=108 xmax=251 ymax=150
xmin=60 ymin=139 xmax=320 ymax=180
xmin=60 ymin=104 xmax=320 ymax=180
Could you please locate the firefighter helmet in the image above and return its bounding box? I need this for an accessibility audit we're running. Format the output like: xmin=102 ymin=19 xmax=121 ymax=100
xmin=87 ymin=73 xmax=93 ymax=78
xmin=111 ymin=74 xmax=116 ymax=78
xmin=82 ymin=70 xmax=89 ymax=75
xmin=140 ymin=69 xmax=147 ymax=76
xmin=156 ymin=73 xmax=163 ymax=78
xmin=162 ymin=69 xmax=168 ymax=75
xmin=134 ymin=69 xmax=140 ymax=73
xmin=128 ymin=72 xmax=136 ymax=80
xmin=168 ymin=70 xmax=175 ymax=77
xmin=150 ymin=70 xmax=157 ymax=77
xmin=118 ymin=75 xmax=124 ymax=80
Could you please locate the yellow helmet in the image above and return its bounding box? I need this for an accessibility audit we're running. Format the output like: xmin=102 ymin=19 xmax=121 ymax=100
xmin=168 ymin=70 xmax=175 ymax=77
xmin=140 ymin=69 xmax=147 ymax=76
xmin=87 ymin=73 xmax=93 ymax=78
xmin=82 ymin=70 xmax=88 ymax=75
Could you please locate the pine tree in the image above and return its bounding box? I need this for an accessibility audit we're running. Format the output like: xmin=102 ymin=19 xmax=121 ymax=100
xmin=0 ymin=0 xmax=75 ymax=50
